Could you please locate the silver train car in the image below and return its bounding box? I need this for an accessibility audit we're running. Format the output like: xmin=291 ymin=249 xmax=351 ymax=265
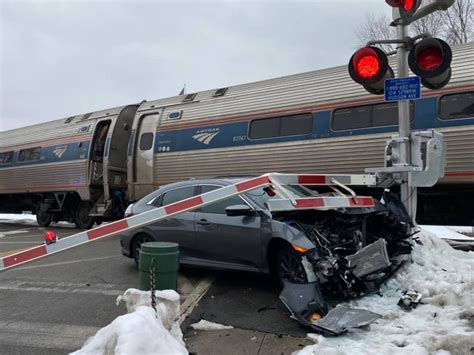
xmin=0 ymin=105 xmax=139 ymax=228
xmin=1 ymin=43 xmax=473 ymax=227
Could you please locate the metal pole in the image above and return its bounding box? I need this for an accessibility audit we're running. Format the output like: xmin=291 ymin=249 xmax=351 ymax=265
xmin=395 ymin=20 xmax=416 ymax=220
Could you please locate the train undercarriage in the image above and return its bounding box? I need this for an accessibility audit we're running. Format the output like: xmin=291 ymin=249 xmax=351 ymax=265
xmin=0 ymin=190 xmax=126 ymax=229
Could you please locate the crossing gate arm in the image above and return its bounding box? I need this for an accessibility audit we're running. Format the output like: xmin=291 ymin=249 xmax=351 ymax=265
xmin=0 ymin=173 xmax=377 ymax=271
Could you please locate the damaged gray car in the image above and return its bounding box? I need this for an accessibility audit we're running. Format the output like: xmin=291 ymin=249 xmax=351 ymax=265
xmin=276 ymin=191 xmax=413 ymax=335
xmin=121 ymin=178 xmax=413 ymax=335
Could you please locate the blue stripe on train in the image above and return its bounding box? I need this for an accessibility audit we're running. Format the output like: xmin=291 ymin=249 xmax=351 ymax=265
xmin=0 ymin=141 xmax=90 ymax=169
xmin=154 ymin=97 xmax=474 ymax=154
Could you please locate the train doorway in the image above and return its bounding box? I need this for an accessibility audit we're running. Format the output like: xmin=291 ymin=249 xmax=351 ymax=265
xmin=132 ymin=113 xmax=158 ymax=199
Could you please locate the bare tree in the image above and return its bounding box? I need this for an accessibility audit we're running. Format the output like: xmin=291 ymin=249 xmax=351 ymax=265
xmin=356 ymin=0 xmax=474 ymax=51
xmin=355 ymin=13 xmax=396 ymax=52
xmin=443 ymin=0 xmax=474 ymax=43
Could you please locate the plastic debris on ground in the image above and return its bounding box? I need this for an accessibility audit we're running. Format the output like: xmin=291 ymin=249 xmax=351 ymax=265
xmin=190 ymin=319 xmax=234 ymax=330
xmin=72 ymin=288 xmax=187 ymax=355
xmin=296 ymin=230 xmax=473 ymax=355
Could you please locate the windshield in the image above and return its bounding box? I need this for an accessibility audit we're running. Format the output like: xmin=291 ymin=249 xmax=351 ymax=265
xmin=245 ymin=185 xmax=318 ymax=209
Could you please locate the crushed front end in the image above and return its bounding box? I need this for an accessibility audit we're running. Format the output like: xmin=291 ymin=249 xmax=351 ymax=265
xmin=277 ymin=191 xmax=413 ymax=335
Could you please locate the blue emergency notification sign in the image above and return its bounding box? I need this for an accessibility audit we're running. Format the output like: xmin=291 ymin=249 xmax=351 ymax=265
xmin=384 ymin=76 xmax=421 ymax=102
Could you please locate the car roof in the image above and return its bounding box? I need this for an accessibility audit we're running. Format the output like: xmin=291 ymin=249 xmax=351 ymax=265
xmin=135 ymin=176 xmax=261 ymax=205
xmin=160 ymin=176 xmax=254 ymax=189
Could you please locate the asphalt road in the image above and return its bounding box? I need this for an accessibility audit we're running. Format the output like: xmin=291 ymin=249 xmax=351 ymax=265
xmin=0 ymin=218 xmax=301 ymax=354
xmin=0 ymin=219 xmax=208 ymax=354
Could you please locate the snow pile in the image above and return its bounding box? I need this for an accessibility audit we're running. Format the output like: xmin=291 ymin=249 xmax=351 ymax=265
xmin=72 ymin=288 xmax=187 ymax=355
xmin=190 ymin=319 xmax=234 ymax=330
xmin=0 ymin=213 xmax=36 ymax=223
xmin=420 ymin=225 xmax=473 ymax=241
xmin=297 ymin=231 xmax=474 ymax=355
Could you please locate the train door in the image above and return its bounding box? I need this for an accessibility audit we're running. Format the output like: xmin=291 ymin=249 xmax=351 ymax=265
xmin=106 ymin=105 xmax=139 ymax=202
xmin=132 ymin=113 xmax=160 ymax=199
xmin=90 ymin=120 xmax=110 ymax=188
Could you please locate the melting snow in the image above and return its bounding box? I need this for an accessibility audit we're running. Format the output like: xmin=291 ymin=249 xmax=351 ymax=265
xmin=190 ymin=319 xmax=234 ymax=330
xmin=72 ymin=288 xmax=187 ymax=355
xmin=297 ymin=231 xmax=474 ymax=355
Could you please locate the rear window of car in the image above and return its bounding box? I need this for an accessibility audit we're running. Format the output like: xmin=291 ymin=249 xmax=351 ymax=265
xmin=160 ymin=186 xmax=195 ymax=206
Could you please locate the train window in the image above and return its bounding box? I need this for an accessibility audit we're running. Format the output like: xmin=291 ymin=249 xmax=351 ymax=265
xmin=18 ymin=147 xmax=41 ymax=162
xmin=332 ymin=102 xmax=415 ymax=131
xmin=213 ymin=87 xmax=228 ymax=97
xmin=332 ymin=106 xmax=371 ymax=130
xmin=249 ymin=113 xmax=312 ymax=139
xmin=0 ymin=151 xmax=13 ymax=164
xmin=439 ymin=92 xmax=474 ymax=119
xmin=139 ymin=133 xmax=154 ymax=150
xmin=249 ymin=117 xmax=280 ymax=139
xmin=280 ymin=114 xmax=313 ymax=136
xmin=182 ymin=93 xmax=197 ymax=102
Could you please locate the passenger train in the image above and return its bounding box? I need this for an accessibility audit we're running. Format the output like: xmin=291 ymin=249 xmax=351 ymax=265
xmin=0 ymin=43 xmax=473 ymax=228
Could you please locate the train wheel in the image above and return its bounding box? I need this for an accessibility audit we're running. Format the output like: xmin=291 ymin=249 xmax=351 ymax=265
xmin=74 ymin=201 xmax=94 ymax=230
xmin=36 ymin=209 xmax=52 ymax=227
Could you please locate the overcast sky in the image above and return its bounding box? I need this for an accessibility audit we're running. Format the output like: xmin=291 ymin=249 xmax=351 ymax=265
xmin=0 ymin=0 xmax=389 ymax=131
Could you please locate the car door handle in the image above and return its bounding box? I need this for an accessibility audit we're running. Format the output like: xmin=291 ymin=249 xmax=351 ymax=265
xmin=196 ymin=219 xmax=211 ymax=225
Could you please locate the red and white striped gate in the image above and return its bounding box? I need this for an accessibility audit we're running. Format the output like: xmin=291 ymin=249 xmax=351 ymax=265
xmin=0 ymin=173 xmax=377 ymax=271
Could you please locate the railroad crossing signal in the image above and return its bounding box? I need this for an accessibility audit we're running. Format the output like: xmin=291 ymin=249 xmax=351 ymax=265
xmin=385 ymin=0 xmax=422 ymax=18
xmin=351 ymin=0 xmax=454 ymax=221
xmin=348 ymin=0 xmax=454 ymax=95
xmin=348 ymin=46 xmax=394 ymax=95
xmin=408 ymin=38 xmax=452 ymax=89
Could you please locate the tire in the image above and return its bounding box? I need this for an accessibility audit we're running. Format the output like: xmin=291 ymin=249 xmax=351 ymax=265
xmin=36 ymin=209 xmax=52 ymax=227
xmin=277 ymin=247 xmax=308 ymax=285
xmin=74 ymin=201 xmax=94 ymax=230
xmin=132 ymin=234 xmax=154 ymax=267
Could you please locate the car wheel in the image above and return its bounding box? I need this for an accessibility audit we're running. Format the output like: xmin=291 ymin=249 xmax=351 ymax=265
xmin=132 ymin=234 xmax=154 ymax=267
xmin=36 ymin=209 xmax=52 ymax=227
xmin=277 ymin=247 xmax=308 ymax=284
xmin=74 ymin=201 xmax=94 ymax=230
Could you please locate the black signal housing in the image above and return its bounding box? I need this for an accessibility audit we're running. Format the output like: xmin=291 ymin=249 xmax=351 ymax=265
xmin=408 ymin=38 xmax=453 ymax=90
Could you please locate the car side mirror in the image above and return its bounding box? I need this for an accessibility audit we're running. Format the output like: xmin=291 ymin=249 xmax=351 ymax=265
xmin=225 ymin=204 xmax=254 ymax=217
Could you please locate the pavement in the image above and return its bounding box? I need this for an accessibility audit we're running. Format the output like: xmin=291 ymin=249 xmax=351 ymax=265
xmin=0 ymin=218 xmax=312 ymax=354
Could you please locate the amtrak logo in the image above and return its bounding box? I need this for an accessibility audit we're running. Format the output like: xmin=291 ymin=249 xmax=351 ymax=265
xmin=192 ymin=128 xmax=220 ymax=145
xmin=53 ymin=146 xmax=67 ymax=158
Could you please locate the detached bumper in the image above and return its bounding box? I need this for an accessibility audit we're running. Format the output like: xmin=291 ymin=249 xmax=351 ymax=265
xmin=279 ymin=239 xmax=392 ymax=335
xmin=279 ymin=281 xmax=381 ymax=336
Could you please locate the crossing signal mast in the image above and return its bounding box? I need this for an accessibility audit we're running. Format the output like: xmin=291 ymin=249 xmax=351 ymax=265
xmin=349 ymin=0 xmax=454 ymax=221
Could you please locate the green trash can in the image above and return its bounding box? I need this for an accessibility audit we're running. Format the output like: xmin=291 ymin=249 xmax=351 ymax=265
xmin=139 ymin=242 xmax=180 ymax=291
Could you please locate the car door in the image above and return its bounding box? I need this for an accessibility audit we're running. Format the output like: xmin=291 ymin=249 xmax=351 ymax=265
xmin=147 ymin=185 xmax=197 ymax=258
xmin=194 ymin=184 xmax=262 ymax=269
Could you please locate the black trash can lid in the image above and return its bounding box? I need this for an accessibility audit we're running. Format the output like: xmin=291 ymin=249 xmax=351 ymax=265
xmin=141 ymin=241 xmax=179 ymax=253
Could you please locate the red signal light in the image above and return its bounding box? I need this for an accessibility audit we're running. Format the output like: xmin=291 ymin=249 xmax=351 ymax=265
xmin=417 ymin=47 xmax=443 ymax=71
xmin=348 ymin=46 xmax=394 ymax=95
xmin=404 ymin=0 xmax=415 ymax=11
xmin=385 ymin=0 xmax=421 ymax=16
xmin=408 ymin=38 xmax=452 ymax=90
xmin=353 ymin=48 xmax=381 ymax=79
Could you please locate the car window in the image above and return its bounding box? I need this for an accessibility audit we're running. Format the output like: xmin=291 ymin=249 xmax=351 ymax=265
xmin=199 ymin=185 xmax=245 ymax=214
xmin=160 ymin=186 xmax=195 ymax=206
